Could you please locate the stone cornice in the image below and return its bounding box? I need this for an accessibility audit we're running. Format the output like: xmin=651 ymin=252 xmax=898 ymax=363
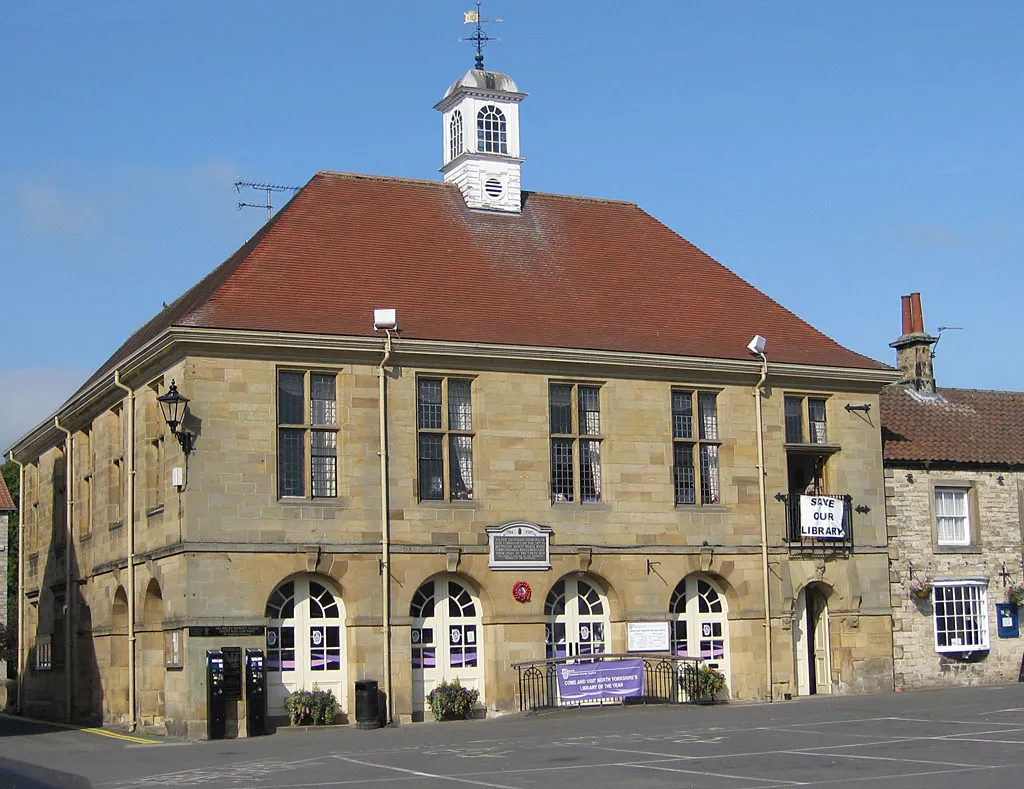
xmin=9 ymin=325 xmax=898 ymax=461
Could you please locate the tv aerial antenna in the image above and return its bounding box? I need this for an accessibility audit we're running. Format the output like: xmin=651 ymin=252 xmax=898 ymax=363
xmin=234 ymin=179 xmax=300 ymax=220
xmin=932 ymin=325 xmax=963 ymax=357
xmin=459 ymin=2 xmax=502 ymax=70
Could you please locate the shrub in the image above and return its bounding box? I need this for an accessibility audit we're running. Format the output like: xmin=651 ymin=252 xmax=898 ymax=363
xmin=682 ymin=663 xmax=726 ymax=702
xmin=427 ymin=679 xmax=479 ymax=721
xmin=284 ymin=685 xmax=337 ymax=726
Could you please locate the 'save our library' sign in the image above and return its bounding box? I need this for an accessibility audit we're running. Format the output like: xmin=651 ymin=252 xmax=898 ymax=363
xmin=799 ymin=495 xmax=846 ymax=539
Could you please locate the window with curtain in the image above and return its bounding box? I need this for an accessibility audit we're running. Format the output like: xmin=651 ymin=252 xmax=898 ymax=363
xmin=935 ymin=487 xmax=971 ymax=545
xmin=785 ymin=395 xmax=829 ymax=444
xmin=417 ymin=377 xmax=474 ymax=501
xmin=549 ymin=383 xmax=603 ymax=503
xmin=672 ymin=390 xmax=720 ymax=505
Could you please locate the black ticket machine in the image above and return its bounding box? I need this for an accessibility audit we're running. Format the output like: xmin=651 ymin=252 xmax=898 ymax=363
xmin=206 ymin=649 xmax=227 ymax=740
xmin=245 ymin=647 xmax=267 ymax=736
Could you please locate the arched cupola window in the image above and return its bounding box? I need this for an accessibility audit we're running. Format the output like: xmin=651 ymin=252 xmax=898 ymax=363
xmin=477 ymin=105 xmax=508 ymax=154
xmin=449 ymin=110 xmax=464 ymax=161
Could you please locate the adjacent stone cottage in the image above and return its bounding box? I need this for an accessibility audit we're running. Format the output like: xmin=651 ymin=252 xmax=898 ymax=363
xmin=883 ymin=293 xmax=1024 ymax=689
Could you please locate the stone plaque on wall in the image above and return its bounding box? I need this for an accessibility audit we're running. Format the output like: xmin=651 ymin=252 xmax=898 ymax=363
xmin=487 ymin=521 xmax=552 ymax=571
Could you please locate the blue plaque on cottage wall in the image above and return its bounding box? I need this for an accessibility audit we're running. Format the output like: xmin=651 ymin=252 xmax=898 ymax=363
xmin=996 ymin=603 xmax=1019 ymax=639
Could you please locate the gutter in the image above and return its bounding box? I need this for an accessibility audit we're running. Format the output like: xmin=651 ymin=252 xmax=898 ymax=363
xmin=753 ymin=351 xmax=773 ymax=702
xmin=377 ymin=331 xmax=394 ymax=725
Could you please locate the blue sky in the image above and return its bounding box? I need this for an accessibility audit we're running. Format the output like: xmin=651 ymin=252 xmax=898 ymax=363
xmin=3 ymin=1 xmax=1023 ymax=451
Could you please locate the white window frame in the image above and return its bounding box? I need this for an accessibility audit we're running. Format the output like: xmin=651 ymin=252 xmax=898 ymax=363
xmin=934 ymin=487 xmax=971 ymax=546
xmin=932 ymin=580 xmax=989 ymax=653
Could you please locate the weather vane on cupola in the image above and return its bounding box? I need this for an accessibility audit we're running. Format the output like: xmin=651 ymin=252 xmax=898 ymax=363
xmin=460 ymin=2 xmax=502 ymax=70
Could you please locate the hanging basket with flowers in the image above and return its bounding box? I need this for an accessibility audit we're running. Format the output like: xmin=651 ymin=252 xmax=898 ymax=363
xmin=910 ymin=578 xmax=934 ymax=600
xmin=1006 ymin=582 xmax=1024 ymax=607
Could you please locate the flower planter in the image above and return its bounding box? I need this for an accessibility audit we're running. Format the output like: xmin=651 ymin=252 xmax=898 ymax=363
xmin=912 ymin=589 xmax=931 ymax=600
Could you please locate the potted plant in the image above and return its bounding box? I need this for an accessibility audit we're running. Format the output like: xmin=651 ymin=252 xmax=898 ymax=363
xmin=427 ymin=679 xmax=480 ymax=721
xmin=682 ymin=663 xmax=726 ymax=703
xmin=1006 ymin=582 xmax=1024 ymax=607
xmin=284 ymin=686 xmax=338 ymax=726
xmin=910 ymin=577 xmax=933 ymax=600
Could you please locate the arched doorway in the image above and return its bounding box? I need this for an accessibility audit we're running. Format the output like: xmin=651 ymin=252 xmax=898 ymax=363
xmin=794 ymin=584 xmax=832 ymax=696
xmin=544 ymin=576 xmax=609 ymax=659
xmin=410 ymin=575 xmax=483 ymax=715
xmin=669 ymin=574 xmax=731 ymax=692
xmin=264 ymin=575 xmax=347 ymax=716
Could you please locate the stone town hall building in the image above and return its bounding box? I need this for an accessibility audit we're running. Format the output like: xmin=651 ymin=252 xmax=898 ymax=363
xmin=8 ymin=59 xmax=898 ymax=737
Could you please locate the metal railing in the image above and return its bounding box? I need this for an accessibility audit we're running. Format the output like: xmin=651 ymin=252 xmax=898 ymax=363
xmin=776 ymin=493 xmax=855 ymax=552
xmin=512 ymin=652 xmax=706 ymax=712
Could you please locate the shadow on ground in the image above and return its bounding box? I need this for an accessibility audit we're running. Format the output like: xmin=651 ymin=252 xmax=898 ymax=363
xmin=0 ymin=757 xmax=92 ymax=788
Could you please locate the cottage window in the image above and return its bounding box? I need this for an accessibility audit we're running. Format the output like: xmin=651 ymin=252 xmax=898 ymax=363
xmin=277 ymin=371 xmax=338 ymax=499
xmin=935 ymin=487 xmax=971 ymax=546
xmin=933 ymin=581 xmax=989 ymax=652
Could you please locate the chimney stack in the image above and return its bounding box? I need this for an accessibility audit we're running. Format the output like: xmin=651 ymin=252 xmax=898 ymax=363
xmin=889 ymin=292 xmax=938 ymax=394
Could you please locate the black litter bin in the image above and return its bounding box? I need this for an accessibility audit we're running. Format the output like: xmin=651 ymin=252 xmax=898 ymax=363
xmin=354 ymin=679 xmax=381 ymax=729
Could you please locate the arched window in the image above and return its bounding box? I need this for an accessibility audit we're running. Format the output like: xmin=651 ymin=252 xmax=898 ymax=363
xmin=265 ymin=575 xmax=346 ymax=716
xmin=477 ymin=105 xmax=508 ymax=154
xmin=410 ymin=576 xmax=483 ymax=714
xmin=670 ymin=575 xmax=730 ymax=688
xmin=545 ymin=577 xmax=608 ymax=658
xmin=449 ymin=109 xmax=463 ymax=161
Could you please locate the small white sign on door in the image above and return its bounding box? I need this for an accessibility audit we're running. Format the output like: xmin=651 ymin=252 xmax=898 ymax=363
xmin=627 ymin=621 xmax=670 ymax=653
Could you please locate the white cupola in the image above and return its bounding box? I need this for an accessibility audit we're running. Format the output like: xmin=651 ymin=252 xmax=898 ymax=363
xmin=434 ymin=66 xmax=526 ymax=213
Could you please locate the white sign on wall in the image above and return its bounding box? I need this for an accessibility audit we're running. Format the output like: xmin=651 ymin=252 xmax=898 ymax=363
xmin=486 ymin=521 xmax=552 ymax=570
xmin=800 ymin=495 xmax=846 ymax=539
xmin=627 ymin=621 xmax=671 ymax=653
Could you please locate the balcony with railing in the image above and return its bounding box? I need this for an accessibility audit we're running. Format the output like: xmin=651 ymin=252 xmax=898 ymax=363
xmin=776 ymin=492 xmax=864 ymax=553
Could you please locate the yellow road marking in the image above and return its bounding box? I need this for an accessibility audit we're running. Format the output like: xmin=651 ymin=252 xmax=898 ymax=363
xmin=0 ymin=712 xmax=161 ymax=744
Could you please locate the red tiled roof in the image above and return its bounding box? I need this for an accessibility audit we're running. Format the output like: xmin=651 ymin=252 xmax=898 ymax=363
xmin=880 ymin=385 xmax=1024 ymax=465
xmin=80 ymin=171 xmax=887 ymax=394
xmin=0 ymin=473 xmax=14 ymax=511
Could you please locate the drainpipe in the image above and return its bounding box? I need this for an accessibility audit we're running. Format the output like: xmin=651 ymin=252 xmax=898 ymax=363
xmin=377 ymin=331 xmax=393 ymax=724
xmin=753 ymin=351 xmax=773 ymax=702
xmin=113 ymin=371 xmax=138 ymax=731
xmin=54 ymin=418 xmax=74 ymax=722
xmin=8 ymin=454 xmax=25 ymax=713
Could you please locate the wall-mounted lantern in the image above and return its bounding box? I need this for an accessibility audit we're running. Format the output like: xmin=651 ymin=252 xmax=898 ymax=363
xmin=157 ymin=380 xmax=195 ymax=455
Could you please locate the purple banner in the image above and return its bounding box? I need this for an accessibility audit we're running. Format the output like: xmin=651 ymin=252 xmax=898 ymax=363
xmin=556 ymin=659 xmax=645 ymax=701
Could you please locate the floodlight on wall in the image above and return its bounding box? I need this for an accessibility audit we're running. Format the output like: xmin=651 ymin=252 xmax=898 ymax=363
xmin=157 ymin=380 xmax=195 ymax=455
xmin=747 ymin=334 xmax=767 ymax=356
xmin=373 ymin=308 xmax=398 ymax=332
